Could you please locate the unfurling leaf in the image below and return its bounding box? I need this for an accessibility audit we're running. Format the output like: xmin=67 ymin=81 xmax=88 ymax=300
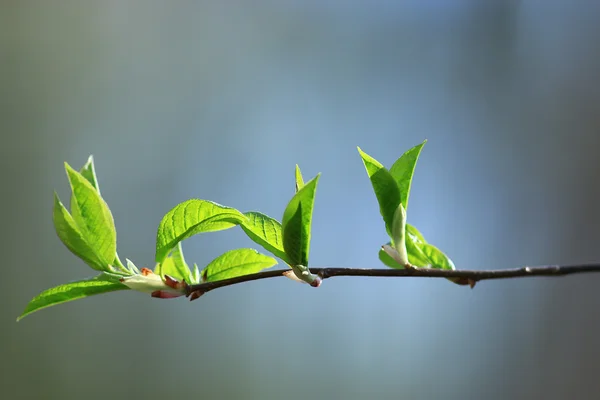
xmin=79 ymin=155 xmax=101 ymax=194
xmin=53 ymin=193 xmax=108 ymax=271
xmin=390 ymin=203 xmax=408 ymax=266
xmin=282 ymin=174 xmax=320 ymax=267
xmin=64 ymin=163 xmax=117 ymax=271
xmin=155 ymin=199 xmax=247 ymax=263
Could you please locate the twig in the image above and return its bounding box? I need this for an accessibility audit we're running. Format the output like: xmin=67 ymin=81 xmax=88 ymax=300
xmin=184 ymin=264 xmax=600 ymax=299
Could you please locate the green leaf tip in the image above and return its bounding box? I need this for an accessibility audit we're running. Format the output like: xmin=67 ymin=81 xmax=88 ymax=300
xmin=17 ymin=273 xmax=128 ymax=321
xmin=282 ymin=174 xmax=321 ymax=267
xmin=155 ymin=199 xmax=247 ymax=263
xmin=295 ymin=164 xmax=305 ymax=193
xmin=389 ymin=140 xmax=426 ymax=212
xmin=357 ymin=147 xmax=401 ymax=236
xmin=79 ymin=155 xmax=100 ymax=194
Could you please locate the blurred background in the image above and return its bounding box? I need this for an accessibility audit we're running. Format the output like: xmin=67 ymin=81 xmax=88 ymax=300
xmin=3 ymin=1 xmax=600 ymax=399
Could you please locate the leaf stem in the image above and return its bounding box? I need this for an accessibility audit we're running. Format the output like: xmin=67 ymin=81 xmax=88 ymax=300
xmin=185 ymin=264 xmax=600 ymax=297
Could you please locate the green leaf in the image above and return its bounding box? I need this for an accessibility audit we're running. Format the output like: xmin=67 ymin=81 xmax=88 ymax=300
xmin=155 ymin=242 xmax=193 ymax=283
xmin=406 ymin=223 xmax=426 ymax=243
xmin=419 ymin=243 xmax=455 ymax=270
xmin=389 ymin=140 xmax=426 ymax=212
xmin=17 ymin=273 xmax=128 ymax=321
xmin=357 ymin=147 xmax=401 ymax=236
xmin=155 ymin=199 xmax=247 ymax=263
xmin=203 ymin=248 xmax=278 ymax=282
xmin=282 ymin=174 xmax=320 ymax=266
xmin=78 ymin=157 xmax=128 ymax=273
xmin=295 ymin=164 xmax=305 ymax=192
xmin=405 ymin=224 xmax=455 ymax=270
xmin=64 ymin=163 xmax=117 ymax=270
xmin=240 ymin=211 xmax=289 ymax=263
xmin=79 ymin=155 xmax=101 ymax=194
xmin=53 ymin=192 xmax=107 ymax=271
xmin=380 ymin=223 xmax=456 ymax=271
xmin=405 ymin=224 xmax=432 ymax=267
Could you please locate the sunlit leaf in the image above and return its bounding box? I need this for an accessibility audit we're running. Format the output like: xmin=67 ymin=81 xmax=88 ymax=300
xmin=295 ymin=164 xmax=305 ymax=192
xmin=155 ymin=199 xmax=247 ymax=262
xmin=53 ymin=192 xmax=107 ymax=271
xmin=282 ymin=175 xmax=320 ymax=266
xmin=17 ymin=273 xmax=127 ymax=321
xmin=79 ymin=155 xmax=101 ymax=194
xmin=240 ymin=211 xmax=289 ymax=263
xmin=389 ymin=140 xmax=426 ymax=211
xmin=357 ymin=147 xmax=401 ymax=236
xmin=203 ymin=248 xmax=278 ymax=282
xmin=65 ymin=163 xmax=117 ymax=269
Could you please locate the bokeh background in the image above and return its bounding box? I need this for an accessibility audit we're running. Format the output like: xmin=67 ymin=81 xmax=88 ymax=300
xmin=4 ymin=1 xmax=600 ymax=399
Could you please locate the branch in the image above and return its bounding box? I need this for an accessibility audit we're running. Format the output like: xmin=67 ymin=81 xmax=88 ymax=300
xmin=184 ymin=263 xmax=600 ymax=299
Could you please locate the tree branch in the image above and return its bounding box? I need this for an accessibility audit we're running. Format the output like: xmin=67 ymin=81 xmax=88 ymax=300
xmin=184 ymin=263 xmax=600 ymax=299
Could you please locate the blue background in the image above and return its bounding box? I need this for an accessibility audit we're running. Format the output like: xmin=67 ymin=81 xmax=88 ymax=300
xmin=4 ymin=1 xmax=600 ymax=399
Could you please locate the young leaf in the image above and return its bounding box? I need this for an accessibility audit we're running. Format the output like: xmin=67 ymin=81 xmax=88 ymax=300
xmin=155 ymin=199 xmax=247 ymax=263
xmin=419 ymin=243 xmax=456 ymax=271
xmin=126 ymin=258 xmax=141 ymax=274
xmin=357 ymin=147 xmax=401 ymax=236
xmin=406 ymin=223 xmax=426 ymax=243
xmin=379 ymin=245 xmax=400 ymax=269
xmin=282 ymin=174 xmax=321 ymax=267
xmin=381 ymin=244 xmax=408 ymax=268
xmin=380 ymin=223 xmax=456 ymax=270
xmin=53 ymin=192 xmax=107 ymax=271
xmin=203 ymin=248 xmax=278 ymax=282
xmin=405 ymin=224 xmax=433 ymax=267
xmin=378 ymin=241 xmax=428 ymax=269
xmin=77 ymin=157 xmax=127 ymax=274
xmin=389 ymin=140 xmax=426 ymax=212
xmin=79 ymin=155 xmax=101 ymax=194
xmin=155 ymin=242 xmax=193 ymax=283
xmin=240 ymin=211 xmax=289 ymax=263
xmin=192 ymin=263 xmax=201 ymax=284
xmin=65 ymin=163 xmax=117 ymax=270
xmin=295 ymin=164 xmax=305 ymax=192
xmin=17 ymin=273 xmax=128 ymax=321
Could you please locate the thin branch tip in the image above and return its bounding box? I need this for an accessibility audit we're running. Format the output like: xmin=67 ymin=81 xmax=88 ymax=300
xmin=185 ymin=263 xmax=600 ymax=297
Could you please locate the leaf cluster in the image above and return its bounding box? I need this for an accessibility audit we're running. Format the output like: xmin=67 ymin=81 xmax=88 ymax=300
xmin=19 ymin=141 xmax=460 ymax=320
